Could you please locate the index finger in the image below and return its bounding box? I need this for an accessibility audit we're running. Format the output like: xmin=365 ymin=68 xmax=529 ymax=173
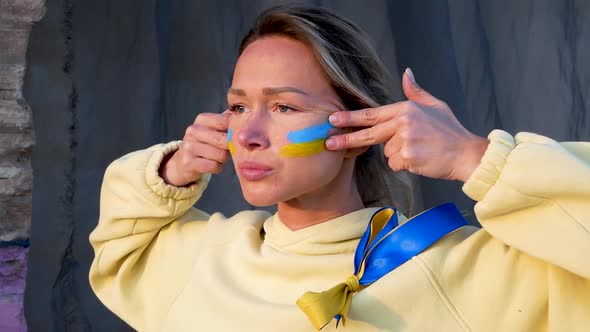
xmin=328 ymin=104 xmax=402 ymax=128
xmin=194 ymin=112 xmax=230 ymax=131
xmin=325 ymin=120 xmax=398 ymax=151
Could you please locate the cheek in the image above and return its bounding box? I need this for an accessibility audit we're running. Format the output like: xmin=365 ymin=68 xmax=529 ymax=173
xmin=279 ymin=152 xmax=344 ymax=194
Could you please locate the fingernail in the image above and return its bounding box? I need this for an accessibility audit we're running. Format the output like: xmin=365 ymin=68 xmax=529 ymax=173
xmin=325 ymin=138 xmax=337 ymax=149
xmin=405 ymin=68 xmax=417 ymax=86
xmin=329 ymin=113 xmax=341 ymax=125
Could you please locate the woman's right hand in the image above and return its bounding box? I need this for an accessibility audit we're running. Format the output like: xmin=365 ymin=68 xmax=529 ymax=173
xmin=159 ymin=113 xmax=231 ymax=187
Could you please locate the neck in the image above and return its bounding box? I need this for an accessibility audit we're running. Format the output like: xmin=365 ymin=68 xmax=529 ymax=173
xmin=277 ymin=159 xmax=364 ymax=230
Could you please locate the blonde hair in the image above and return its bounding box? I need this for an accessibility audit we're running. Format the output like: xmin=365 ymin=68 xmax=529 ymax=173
xmin=239 ymin=4 xmax=418 ymax=214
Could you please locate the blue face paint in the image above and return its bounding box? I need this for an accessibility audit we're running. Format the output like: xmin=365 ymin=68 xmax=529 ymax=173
xmin=227 ymin=129 xmax=233 ymax=141
xmin=286 ymin=121 xmax=334 ymax=143
xmin=279 ymin=120 xmax=334 ymax=157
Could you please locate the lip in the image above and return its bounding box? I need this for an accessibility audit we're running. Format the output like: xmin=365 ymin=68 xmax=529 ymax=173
xmin=238 ymin=161 xmax=275 ymax=181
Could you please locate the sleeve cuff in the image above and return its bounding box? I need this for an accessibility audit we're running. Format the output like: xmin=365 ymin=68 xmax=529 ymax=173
xmin=145 ymin=141 xmax=211 ymax=200
xmin=462 ymin=130 xmax=516 ymax=201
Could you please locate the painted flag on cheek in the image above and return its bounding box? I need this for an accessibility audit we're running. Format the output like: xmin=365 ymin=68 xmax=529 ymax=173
xmin=227 ymin=129 xmax=236 ymax=155
xmin=280 ymin=121 xmax=334 ymax=157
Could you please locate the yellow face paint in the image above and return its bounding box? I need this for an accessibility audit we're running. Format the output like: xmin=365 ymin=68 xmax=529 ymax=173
xmin=279 ymin=139 xmax=326 ymax=157
xmin=227 ymin=129 xmax=235 ymax=154
xmin=279 ymin=121 xmax=333 ymax=158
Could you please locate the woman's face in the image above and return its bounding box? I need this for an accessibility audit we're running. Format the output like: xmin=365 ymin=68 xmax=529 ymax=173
xmin=227 ymin=35 xmax=349 ymax=206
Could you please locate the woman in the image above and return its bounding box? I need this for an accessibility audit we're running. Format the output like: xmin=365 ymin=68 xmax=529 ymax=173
xmin=89 ymin=5 xmax=590 ymax=331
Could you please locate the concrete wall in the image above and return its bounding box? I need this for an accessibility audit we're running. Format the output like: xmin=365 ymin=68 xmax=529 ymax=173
xmin=6 ymin=0 xmax=590 ymax=331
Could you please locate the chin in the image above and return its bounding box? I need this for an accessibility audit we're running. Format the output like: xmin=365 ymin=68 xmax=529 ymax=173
xmin=237 ymin=175 xmax=284 ymax=207
xmin=242 ymin=193 xmax=279 ymax=207
xmin=239 ymin=184 xmax=280 ymax=207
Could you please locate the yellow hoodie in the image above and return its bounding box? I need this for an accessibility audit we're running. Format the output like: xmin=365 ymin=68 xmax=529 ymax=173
xmin=89 ymin=130 xmax=590 ymax=331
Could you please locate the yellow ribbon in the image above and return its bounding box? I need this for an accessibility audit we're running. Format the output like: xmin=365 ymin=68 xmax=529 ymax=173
xmin=296 ymin=204 xmax=468 ymax=330
xmin=295 ymin=208 xmax=393 ymax=330
xmin=296 ymin=274 xmax=360 ymax=330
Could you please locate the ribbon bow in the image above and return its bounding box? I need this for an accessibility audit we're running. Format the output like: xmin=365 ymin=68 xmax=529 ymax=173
xmin=296 ymin=203 xmax=467 ymax=330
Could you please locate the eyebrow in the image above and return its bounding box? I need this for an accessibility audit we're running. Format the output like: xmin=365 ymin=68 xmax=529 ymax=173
xmin=227 ymin=86 xmax=310 ymax=96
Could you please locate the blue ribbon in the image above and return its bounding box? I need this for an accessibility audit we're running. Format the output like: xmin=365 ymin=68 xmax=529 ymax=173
xmin=297 ymin=203 xmax=468 ymax=329
xmin=354 ymin=203 xmax=467 ymax=285
xmin=333 ymin=203 xmax=467 ymax=326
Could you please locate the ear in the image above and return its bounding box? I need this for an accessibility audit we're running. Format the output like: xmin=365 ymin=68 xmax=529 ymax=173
xmin=344 ymin=146 xmax=369 ymax=159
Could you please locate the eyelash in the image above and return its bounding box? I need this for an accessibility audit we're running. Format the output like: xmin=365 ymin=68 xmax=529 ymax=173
xmin=227 ymin=103 xmax=298 ymax=114
xmin=227 ymin=103 xmax=245 ymax=114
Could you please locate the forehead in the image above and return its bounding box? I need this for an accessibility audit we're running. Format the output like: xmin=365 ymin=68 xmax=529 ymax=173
xmin=232 ymin=36 xmax=332 ymax=94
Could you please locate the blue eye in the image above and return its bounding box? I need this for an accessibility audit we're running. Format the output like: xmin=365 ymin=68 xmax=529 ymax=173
xmin=229 ymin=104 xmax=247 ymax=114
xmin=278 ymin=105 xmax=292 ymax=113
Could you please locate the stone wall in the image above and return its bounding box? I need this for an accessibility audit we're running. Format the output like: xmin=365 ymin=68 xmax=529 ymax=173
xmin=0 ymin=0 xmax=45 ymax=331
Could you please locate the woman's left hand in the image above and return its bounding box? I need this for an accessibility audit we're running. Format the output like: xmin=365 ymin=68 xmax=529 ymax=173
xmin=325 ymin=68 xmax=489 ymax=183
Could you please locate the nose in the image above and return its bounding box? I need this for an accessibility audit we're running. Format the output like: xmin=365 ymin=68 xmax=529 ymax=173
xmin=236 ymin=112 xmax=271 ymax=151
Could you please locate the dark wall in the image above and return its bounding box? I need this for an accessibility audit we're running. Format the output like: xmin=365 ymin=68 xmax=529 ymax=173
xmin=23 ymin=0 xmax=589 ymax=330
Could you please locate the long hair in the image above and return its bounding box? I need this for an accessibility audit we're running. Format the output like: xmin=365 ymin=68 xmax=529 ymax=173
xmin=239 ymin=4 xmax=418 ymax=214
